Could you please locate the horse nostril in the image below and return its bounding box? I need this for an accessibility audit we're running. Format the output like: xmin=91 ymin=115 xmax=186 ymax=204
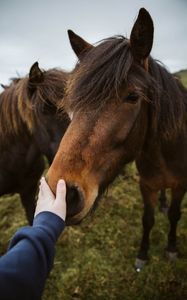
xmin=66 ymin=184 xmax=84 ymax=220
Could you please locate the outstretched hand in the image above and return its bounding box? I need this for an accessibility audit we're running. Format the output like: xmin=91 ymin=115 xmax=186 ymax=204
xmin=35 ymin=177 xmax=67 ymax=221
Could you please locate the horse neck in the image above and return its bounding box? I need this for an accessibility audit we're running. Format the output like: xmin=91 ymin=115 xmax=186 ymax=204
xmin=147 ymin=59 xmax=187 ymax=143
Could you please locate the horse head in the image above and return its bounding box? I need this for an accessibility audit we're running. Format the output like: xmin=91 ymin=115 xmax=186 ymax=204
xmin=47 ymin=8 xmax=154 ymax=225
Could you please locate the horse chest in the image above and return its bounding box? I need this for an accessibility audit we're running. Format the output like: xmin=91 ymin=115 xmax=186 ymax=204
xmin=136 ymin=153 xmax=180 ymax=190
xmin=142 ymin=169 xmax=178 ymax=190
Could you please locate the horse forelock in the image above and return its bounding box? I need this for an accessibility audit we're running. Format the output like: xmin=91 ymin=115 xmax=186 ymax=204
xmin=63 ymin=37 xmax=131 ymax=110
xmin=62 ymin=36 xmax=155 ymax=114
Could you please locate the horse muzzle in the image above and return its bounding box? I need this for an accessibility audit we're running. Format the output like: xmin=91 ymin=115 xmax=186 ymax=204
xmin=65 ymin=183 xmax=85 ymax=225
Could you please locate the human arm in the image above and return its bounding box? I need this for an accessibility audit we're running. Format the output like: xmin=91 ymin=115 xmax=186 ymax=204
xmin=0 ymin=178 xmax=66 ymax=300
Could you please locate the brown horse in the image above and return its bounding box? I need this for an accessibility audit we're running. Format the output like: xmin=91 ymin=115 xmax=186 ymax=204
xmin=47 ymin=8 xmax=187 ymax=268
xmin=0 ymin=62 xmax=70 ymax=224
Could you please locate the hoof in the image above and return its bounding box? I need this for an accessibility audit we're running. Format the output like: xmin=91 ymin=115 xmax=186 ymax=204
xmin=166 ymin=251 xmax=178 ymax=261
xmin=135 ymin=258 xmax=147 ymax=272
xmin=159 ymin=205 xmax=169 ymax=215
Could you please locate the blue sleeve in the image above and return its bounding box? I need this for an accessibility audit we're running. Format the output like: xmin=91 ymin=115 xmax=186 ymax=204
xmin=0 ymin=211 xmax=65 ymax=300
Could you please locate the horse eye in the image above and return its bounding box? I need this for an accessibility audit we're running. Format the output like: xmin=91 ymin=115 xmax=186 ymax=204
xmin=124 ymin=93 xmax=139 ymax=103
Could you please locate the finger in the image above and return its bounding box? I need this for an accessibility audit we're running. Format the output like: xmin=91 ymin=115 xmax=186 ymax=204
xmin=40 ymin=177 xmax=55 ymax=199
xmin=56 ymin=179 xmax=66 ymax=203
xmin=55 ymin=179 xmax=66 ymax=221
xmin=38 ymin=176 xmax=44 ymax=189
xmin=40 ymin=176 xmax=45 ymax=183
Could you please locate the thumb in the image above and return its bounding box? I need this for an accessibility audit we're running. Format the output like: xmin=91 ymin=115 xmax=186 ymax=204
xmin=56 ymin=179 xmax=66 ymax=203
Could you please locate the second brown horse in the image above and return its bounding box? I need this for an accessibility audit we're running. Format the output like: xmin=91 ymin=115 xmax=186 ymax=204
xmin=0 ymin=62 xmax=70 ymax=224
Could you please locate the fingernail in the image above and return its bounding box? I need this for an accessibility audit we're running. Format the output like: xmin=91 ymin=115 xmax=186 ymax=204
xmin=58 ymin=179 xmax=65 ymax=185
xmin=40 ymin=177 xmax=44 ymax=183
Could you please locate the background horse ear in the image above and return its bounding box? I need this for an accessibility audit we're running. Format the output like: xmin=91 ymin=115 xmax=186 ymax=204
xmin=0 ymin=83 xmax=8 ymax=90
xmin=68 ymin=30 xmax=93 ymax=59
xmin=130 ymin=8 xmax=154 ymax=63
xmin=29 ymin=62 xmax=44 ymax=84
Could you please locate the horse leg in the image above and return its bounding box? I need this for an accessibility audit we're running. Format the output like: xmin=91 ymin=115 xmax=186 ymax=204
xmin=20 ymin=151 xmax=45 ymax=225
xmin=159 ymin=189 xmax=169 ymax=214
xmin=20 ymin=182 xmax=38 ymax=225
xmin=135 ymin=182 xmax=157 ymax=271
xmin=166 ymin=186 xmax=185 ymax=260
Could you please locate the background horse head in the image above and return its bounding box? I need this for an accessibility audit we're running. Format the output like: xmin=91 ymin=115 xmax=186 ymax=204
xmin=0 ymin=62 xmax=70 ymax=162
xmin=26 ymin=62 xmax=70 ymax=162
xmin=0 ymin=62 xmax=70 ymax=223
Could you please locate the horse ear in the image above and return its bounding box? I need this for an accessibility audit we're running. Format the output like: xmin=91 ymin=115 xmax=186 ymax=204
xmin=1 ymin=84 xmax=8 ymax=90
xmin=130 ymin=8 xmax=154 ymax=63
xmin=68 ymin=30 xmax=93 ymax=59
xmin=29 ymin=62 xmax=44 ymax=84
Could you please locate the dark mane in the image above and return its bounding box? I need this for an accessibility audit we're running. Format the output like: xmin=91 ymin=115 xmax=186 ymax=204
xmin=148 ymin=59 xmax=187 ymax=139
xmin=0 ymin=68 xmax=68 ymax=143
xmin=63 ymin=35 xmax=187 ymax=140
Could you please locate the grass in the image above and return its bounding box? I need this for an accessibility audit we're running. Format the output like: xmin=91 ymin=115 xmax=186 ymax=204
xmin=175 ymin=69 xmax=187 ymax=87
xmin=1 ymin=70 xmax=187 ymax=299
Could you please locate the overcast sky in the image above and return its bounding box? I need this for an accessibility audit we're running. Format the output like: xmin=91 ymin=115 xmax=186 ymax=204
xmin=0 ymin=0 xmax=186 ymax=85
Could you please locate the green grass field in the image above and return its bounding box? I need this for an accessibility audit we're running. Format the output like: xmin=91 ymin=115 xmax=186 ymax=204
xmin=1 ymin=70 xmax=187 ymax=300
xmin=175 ymin=69 xmax=187 ymax=87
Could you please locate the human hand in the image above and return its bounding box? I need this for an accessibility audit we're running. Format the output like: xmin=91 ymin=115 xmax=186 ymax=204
xmin=35 ymin=177 xmax=66 ymax=221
